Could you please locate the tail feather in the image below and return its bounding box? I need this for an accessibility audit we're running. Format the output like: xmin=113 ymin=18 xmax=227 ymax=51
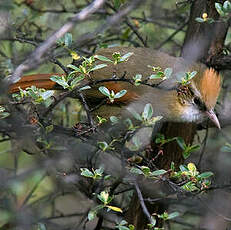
xmin=9 ymin=74 xmax=60 ymax=93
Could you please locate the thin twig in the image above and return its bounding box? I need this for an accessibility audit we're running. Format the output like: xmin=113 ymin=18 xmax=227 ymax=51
xmin=8 ymin=0 xmax=106 ymax=84
xmin=134 ymin=181 xmax=154 ymax=225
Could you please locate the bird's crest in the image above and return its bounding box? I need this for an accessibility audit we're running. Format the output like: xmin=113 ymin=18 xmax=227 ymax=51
xmin=194 ymin=68 xmax=221 ymax=109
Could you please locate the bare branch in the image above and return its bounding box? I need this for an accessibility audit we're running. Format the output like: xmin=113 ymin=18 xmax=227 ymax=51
xmin=7 ymin=0 xmax=106 ymax=84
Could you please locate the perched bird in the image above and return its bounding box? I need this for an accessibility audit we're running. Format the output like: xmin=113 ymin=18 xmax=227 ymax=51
xmin=9 ymin=47 xmax=221 ymax=128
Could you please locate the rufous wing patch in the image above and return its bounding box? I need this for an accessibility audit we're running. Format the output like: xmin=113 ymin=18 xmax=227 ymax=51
xmin=9 ymin=74 xmax=62 ymax=93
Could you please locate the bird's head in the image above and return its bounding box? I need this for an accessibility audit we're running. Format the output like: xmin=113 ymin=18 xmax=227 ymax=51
xmin=175 ymin=68 xmax=221 ymax=128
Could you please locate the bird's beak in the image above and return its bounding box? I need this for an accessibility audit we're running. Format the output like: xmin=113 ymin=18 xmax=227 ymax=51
xmin=206 ymin=110 xmax=221 ymax=129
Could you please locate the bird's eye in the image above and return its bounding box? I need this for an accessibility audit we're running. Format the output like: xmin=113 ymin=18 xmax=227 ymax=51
xmin=193 ymin=97 xmax=202 ymax=106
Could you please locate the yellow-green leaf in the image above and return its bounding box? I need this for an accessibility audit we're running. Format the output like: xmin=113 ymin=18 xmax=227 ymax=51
xmin=106 ymin=205 xmax=123 ymax=213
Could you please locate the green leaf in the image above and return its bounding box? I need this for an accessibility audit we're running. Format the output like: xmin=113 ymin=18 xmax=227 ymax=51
xmin=88 ymin=210 xmax=97 ymax=221
xmin=67 ymin=64 xmax=81 ymax=72
xmin=149 ymin=72 xmax=163 ymax=80
xmin=117 ymin=227 xmax=130 ymax=230
xmin=115 ymin=89 xmax=127 ymax=98
xmin=167 ymin=211 xmax=180 ymax=220
xmin=215 ymin=2 xmax=225 ymax=16
xmin=120 ymin=52 xmax=134 ymax=62
xmin=110 ymin=116 xmax=119 ymax=124
xmin=187 ymin=163 xmax=197 ymax=172
xmin=95 ymin=167 xmax=104 ymax=176
xmin=182 ymin=150 xmax=191 ymax=159
xmin=150 ymin=169 xmax=167 ymax=176
xmin=130 ymin=167 xmax=144 ymax=175
xmin=80 ymin=85 xmax=91 ymax=91
xmin=127 ymin=108 xmax=142 ymax=121
xmin=106 ymin=205 xmax=123 ymax=213
xmin=223 ymin=1 xmax=231 ymax=12
xmin=179 ymin=164 xmax=188 ymax=172
xmin=114 ymin=0 xmax=121 ymax=9
xmin=64 ymin=33 xmax=72 ymax=47
xmin=176 ymin=137 xmax=186 ymax=150
xmin=189 ymin=71 xmax=197 ymax=79
xmin=71 ymin=75 xmax=85 ymax=87
xmin=141 ymin=166 xmax=151 ymax=175
xmin=45 ymin=125 xmax=54 ymax=133
xmin=142 ymin=103 xmax=153 ymax=120
xmin=40 ymin=91 xmax=54 ymax=100
xmin=50 ymin=75 xmax=69 ymax=89
xmin=195 ymin=17 xmax=205 ymax=23
xmin=99 ymin=86 xmax=110 ymax=97
xmin=98 ymin=141 xmax=109 ymax=151
xmin=94 ymin=55 xmax=113 ymax=62
xmin=91 ymin=64 xmax=107 ymax=71
xmin=97 ymin=191 xmax=110 ymax=204
xmin=164 ymin=68 xmax=173 ymax=78
xmin=221 ymin=143 xmax=231 ymax=152
xmin=80 ymin=168 xmax=94 ymax=178
xmin=38 ymin=223 xmax=46 ymax=230
xmin=198 ymin=171 xmax=214 ymax=179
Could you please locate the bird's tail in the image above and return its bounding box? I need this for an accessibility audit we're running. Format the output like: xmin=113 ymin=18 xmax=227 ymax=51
xmin=9 ymin=74 xmax=61 ymax=93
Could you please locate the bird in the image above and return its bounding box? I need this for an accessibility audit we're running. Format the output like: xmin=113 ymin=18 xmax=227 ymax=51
xmin=9 ymin=47 xmax=221 ymax=128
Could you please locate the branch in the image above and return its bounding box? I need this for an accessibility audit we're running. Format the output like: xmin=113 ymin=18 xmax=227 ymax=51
xmin=134 ymin=181 xmax=155 ymax=225
xmin=7 ymin=0 xmax=106 ymax=84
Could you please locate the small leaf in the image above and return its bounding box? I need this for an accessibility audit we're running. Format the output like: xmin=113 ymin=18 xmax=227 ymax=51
xmin=80 ymin=168 xmax=94 ymax=178
xmin=45 ymin=125 xmax=54 ymax=133
xmin=164 ymin=68 xmax=173 ymax=78
xmin=198 ymin=171 xmax=214 ymax=179
xmin=221 ymin=143 xmax=231 ymax=152
xmin=67 ymin=64 xmax=81 ymax=71
xmin=114 ymin=0 xmax=121 ymax=9
xmin=130 ymin=167 xmax=144 ymax=175
xmin=141 ymin=166 xmax=151 ymax=175
xmin=91 ymin=64 xmax=107 ymax=71
xmin=88 ymin=210 xmax=97 ymax=221
xmin=80 ymin=85 xmax=91 ymax=91
xmin=107 ymin=205 xmax=123 ymax=213
xmin=98 ymin=191 xmax=109 ymax=204
xmin=94 ymin=55 xmax=113 ymax=62
xmin=223 ymin=1 xmax=231 ymax=12
xmin=195 ymin=17 xmax=205 ymax=23
xmin=149 ymin=73 xmax=162 ymax=80
xmin=64 ymin=33 xmax=72 ymax=47
xmin=95 ymin=167 xmax=104 ymax=176
xmin=167 ymin=211 xmax=180 ymax=220
xmin=50 ymin=75 xmax=69 ymax=89
xmin=38 ymin=223 xmax=46 ymax=230
xmin=99 ymin=86 xmax=110 ymax=97
xmin=187 ymin=163 xmax=197 ymax=172
xmin=98 ymin=141 xmax=109 ymax=151
xmin=150 ymin=169 xmax=167 ymax=176
xmin=120 ymin=220 xmax=128 ymax=226
xmin=71 ymin=75 xmax=85 ymax=87
xmin=70 ymin=51 xmax=80 ymax=60
xmin=40 ymin=91 xmax=54 ymax=100
xmin=179 ymin=164 xmax=188 ymax=172
xmin=215 ymin=2 xmax=225 ymax=16
xmin=182 ymin=150 xmax=191 ymax=159
xmin=176 ymin=137 xmax=186 ymax=150
xmin=115 ymin=89 xmax=127 ymax=98
xmin=120 ymin=52 xmax=134 ymax=62
xmin=142 ymin=103 xmax=153 ymax=120
xmin=127 ymin=107 xmax=142 ymax=121
xmin=110 ymin=116 xmax=119 ymax=124
xmin=189 ymin=71 xmax=197 ymax=79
